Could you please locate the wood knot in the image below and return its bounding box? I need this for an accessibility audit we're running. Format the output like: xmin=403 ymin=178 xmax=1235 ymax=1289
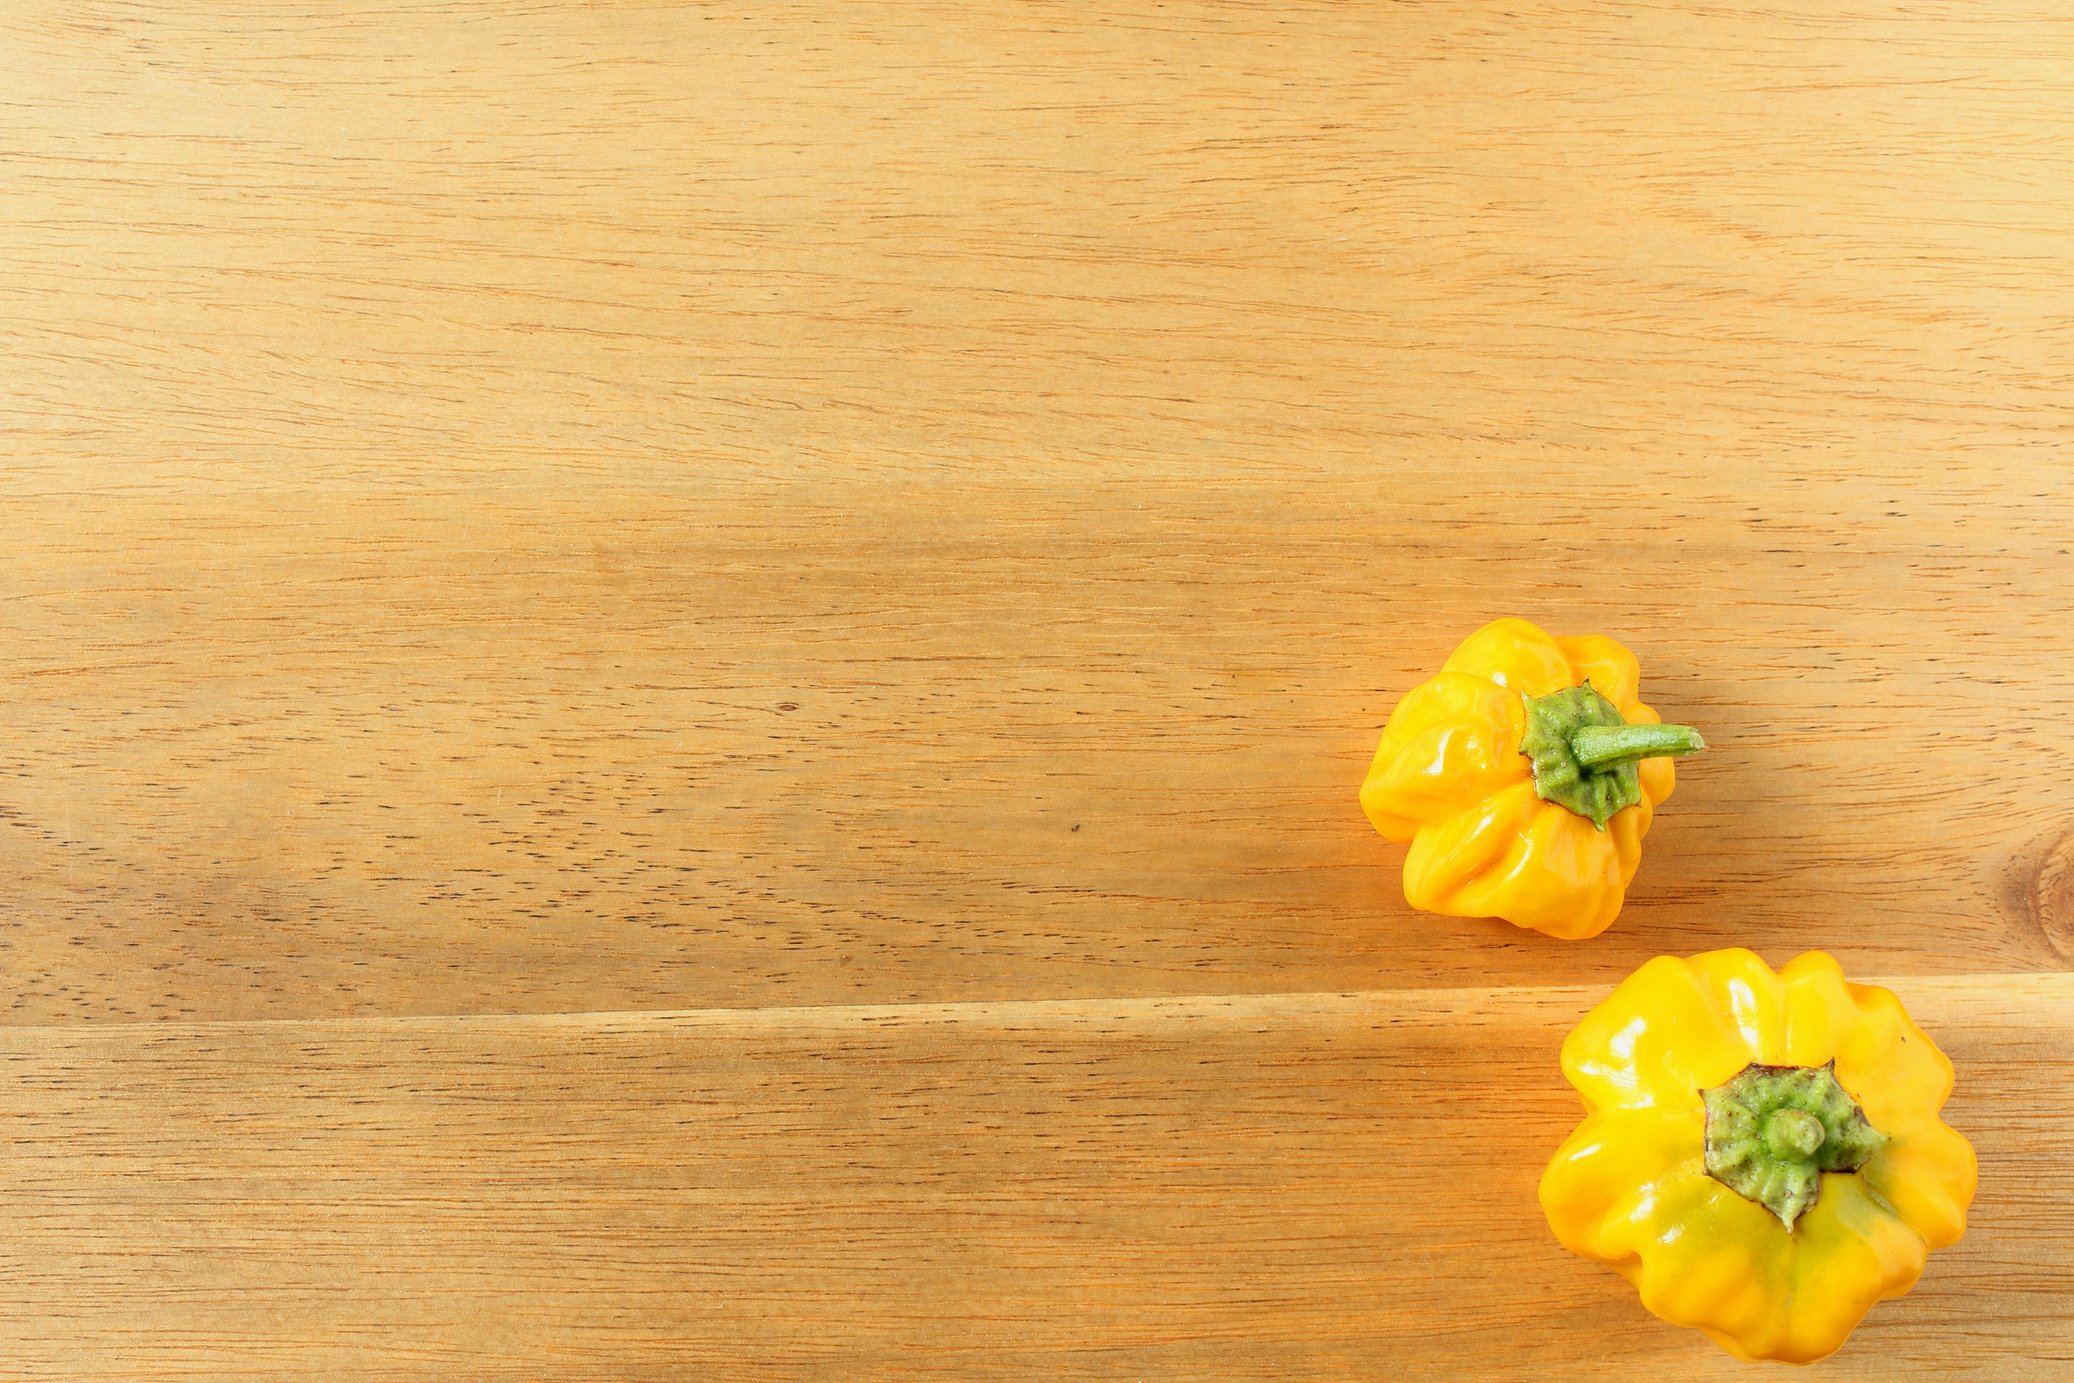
xmin=2032 ymin=830 xmax=2074 ymax=963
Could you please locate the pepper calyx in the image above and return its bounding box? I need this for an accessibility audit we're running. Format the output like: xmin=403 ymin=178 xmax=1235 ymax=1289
xmin=1702 ymin=1060 xmax=1887 ymax=1231
xmin=1518 ymin=684 xmax=1705 ymax=830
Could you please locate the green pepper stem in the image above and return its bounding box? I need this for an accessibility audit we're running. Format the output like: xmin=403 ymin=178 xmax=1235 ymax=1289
xmin=1702 ymin=1062 xmax=1887 ymax=1230
xmin=1764 ymin=1108 xmax=1826 ymax=1159
xmin=1568 ymin=722 xmax=1705 ymax=771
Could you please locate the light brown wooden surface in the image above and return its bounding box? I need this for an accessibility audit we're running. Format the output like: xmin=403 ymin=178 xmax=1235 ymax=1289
xmin=1 ymin=977 xmax=2068 ymax=1381
xmin=5 ymin=0 xmax=2073 ymax=1376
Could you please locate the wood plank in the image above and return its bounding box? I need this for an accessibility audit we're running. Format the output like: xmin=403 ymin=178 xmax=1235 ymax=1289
xmin=0 ymin=974 xmax=2063 ymax=1379
xmin=5 ymin=477 xmax=2073 ymax=1021
xmin=9 ymin=1 xmax=2074 ymax=480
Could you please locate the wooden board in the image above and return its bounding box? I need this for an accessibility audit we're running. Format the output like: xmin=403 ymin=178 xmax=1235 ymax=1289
xmin=3 ymin=976 xmax=2069 ymax=1380
xmin=4 ymin=0 xmax=2072 ymax=1375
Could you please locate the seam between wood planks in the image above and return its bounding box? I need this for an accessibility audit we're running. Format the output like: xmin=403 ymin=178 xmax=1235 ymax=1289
xmin=0 ymin=973 xmax=2065 ymax=1039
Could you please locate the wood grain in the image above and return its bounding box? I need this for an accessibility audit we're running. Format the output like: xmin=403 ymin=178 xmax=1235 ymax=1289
xmin=6 ymin=0 xmax=2074 ymax=1022
xmin=7 ymin=477 xmax=2074 ymax=1022
xmin=1 ymin=975 xmax=2065 ymax=1380
xmin=6 ymin=0 xmax=2074 ymax=1375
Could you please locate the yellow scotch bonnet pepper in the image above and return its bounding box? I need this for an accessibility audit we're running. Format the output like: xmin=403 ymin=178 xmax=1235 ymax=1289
xmin=1360 ymin=618 xmax=1704 ymax=939
xmin=1540 ymin=949 xmax=1977 ymax=1363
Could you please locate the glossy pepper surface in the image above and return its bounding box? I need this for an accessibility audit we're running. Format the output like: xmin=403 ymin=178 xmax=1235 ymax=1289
xmin=1359 ymin=618 xmax=1703 ymax=939
xmin=1540 ymin=949 xmax=1977 ymax=1364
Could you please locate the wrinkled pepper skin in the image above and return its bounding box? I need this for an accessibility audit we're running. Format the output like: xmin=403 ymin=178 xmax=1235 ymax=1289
xmin=1540 ymin=950 xmax=1977 ymax=1364
xmin=1359 ymin=618 xmax=1683 ymax=939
